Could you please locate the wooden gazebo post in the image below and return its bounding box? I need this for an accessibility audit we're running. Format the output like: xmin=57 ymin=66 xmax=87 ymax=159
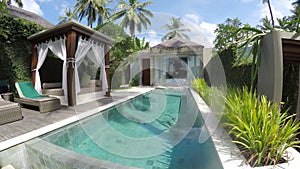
xmin=31 ymin=43 xmax=38 ymax=85
xmin=105 ymin=44 xmax=111 ymax=97
xmin=66 ymin=31 xmax=77 ymax=106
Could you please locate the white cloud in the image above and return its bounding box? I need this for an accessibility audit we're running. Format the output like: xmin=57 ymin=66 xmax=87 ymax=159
xmin=136 ymin=31 xmax=163 ymax=47
xmin=184 ymin=13 xmax=216 ymax=48
xmin=148 ymin=30 xmax=157 ymax=38
xmin=12 ymin=0 xmax=43 ymax=16
xmin=185 ymin=13 xmax=201 ymax=25
xmin=59 ymin=1 xmax=69 ymax=16
xmin=199 ymin=22 xmax=217 ymax=46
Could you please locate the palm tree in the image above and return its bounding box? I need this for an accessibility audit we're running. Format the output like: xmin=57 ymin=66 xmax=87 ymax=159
xmin=74 ymin=0 xmax=111 ymax=28
xmin=58 ymin=8 xmax=78 ymax=24
xmin=109 ymin=0 xmax=153 ymax=38
xmin=161 ymin=17 xmax=191 ymax=41
xmin=291 ymin=0 xmax=300 ymax=32
xmin=258 ymin=16 xmax=273 ymax=31
xmin=1 ymin=0 xmax=22 ymax=7
xmin=262 ymin=0 xmax=274 ymax=28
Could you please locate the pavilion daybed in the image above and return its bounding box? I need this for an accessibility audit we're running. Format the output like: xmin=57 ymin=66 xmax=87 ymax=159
xmin=0 ymin=97 xmax=22 ymax=125
xmin=15 ymin=82 xmax=61 ymax=113
xmin=42 ymin=82 xmax=64 ymax=96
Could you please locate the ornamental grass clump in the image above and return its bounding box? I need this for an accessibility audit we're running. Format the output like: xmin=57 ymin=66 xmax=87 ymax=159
xmin=223 ymin=87 xmax=300 ymax=167
xmin=191 ymin=78 xmax=212 ymax=104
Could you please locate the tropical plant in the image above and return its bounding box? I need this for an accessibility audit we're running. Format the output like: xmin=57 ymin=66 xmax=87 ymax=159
xmin=276 ymin=16 xmax=297 ymax=32
xmin=223 ymin=87 xmax=300 ymax=167
xmin=191 ymin=78 xmax=212 ymax=104
xmin=0 ymin=14 xmax=45 ymax=91
xmin=109 ymin=0 xmax=153 ymax=38
xmin=95 ymin=22 xmax=129 ymax=39
xmin=213 ymin=17 xmax=265 ymax=88
xmin=289 ymin=0 xmax=300 ymax=32
xmin=191 ymin=78 xmax=225 ymax=111
xmin=129 ymin=74 xmax=139 ymax=86
xmin=1 ymin=0 xmax=22 ymax=7
xmin=258 ymin=16 xmax=273 ymax=31
xmin=58 ymin=8 xmax=78 ymax=24
xmin=231 ymin=26 xmax=269 ymax=89
xmin=214 ymin=18 xmax=252 ymax=52
xmin=0 ymin=1 xmax=9 ymax=17
xmin=161 ymin=17 xmax=190 ymax=41
xmin=262 ymin=0 xmax=274 ymax=28
xmin=74 ymin=0 xmax=111 ymax=28
xmin=229 ymin=0 xmax=300 ymax=88
xmin=110 ymin=37 xmax=149 ymax=86
xmin=213 ymin=18 xmax=253 ymax=88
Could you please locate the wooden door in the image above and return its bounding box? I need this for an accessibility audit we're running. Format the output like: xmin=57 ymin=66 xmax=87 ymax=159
xmin=142 ymin=59 xmax=150 ymax=86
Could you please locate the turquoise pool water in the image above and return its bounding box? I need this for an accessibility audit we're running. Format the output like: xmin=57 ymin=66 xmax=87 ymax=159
xmin=42 ymin=89 xmax=223 ymax=169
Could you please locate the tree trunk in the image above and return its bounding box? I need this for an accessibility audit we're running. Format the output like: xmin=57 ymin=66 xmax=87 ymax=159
xmin=267 ymin=0 xmax=275 ymax=28
xmin=130 ymin=22 xmax=135 ymax=38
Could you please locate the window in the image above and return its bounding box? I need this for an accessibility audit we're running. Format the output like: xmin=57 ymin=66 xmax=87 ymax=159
xmin=166 ymin=57 xmax=188 ymax=79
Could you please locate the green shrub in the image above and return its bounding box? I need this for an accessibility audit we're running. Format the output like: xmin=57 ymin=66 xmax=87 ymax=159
xmin=191 ymin=78 xmax=212 ymax=104
xmin=130 ymin=74 xmax=140 ymax=87
xmin=217 ymin=48 xmax=252 ymax=88
xmin=0 ymin=14 xmax=45 ymax=91
xmin=223 ymin=87 xmax=300 ymax=167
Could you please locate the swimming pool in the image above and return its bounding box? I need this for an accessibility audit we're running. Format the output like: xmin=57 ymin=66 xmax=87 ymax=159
xmin=36 ymin=89 xmax=223 ymax=169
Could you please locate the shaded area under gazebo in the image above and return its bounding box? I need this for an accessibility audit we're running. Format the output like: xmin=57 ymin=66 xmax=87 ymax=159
xmin=28 ymin=21 xmax=114 ymax=106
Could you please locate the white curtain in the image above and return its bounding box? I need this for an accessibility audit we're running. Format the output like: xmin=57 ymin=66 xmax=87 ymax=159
xmin=35 ymin=43 xmax=49 ymax=94
xmin=89 ymin=43 xmax=108 ymax=94
xmin=74 ymin=37 xmax=92 ymax=94
xmin=48 ymin=37 xmax=67 ymax=98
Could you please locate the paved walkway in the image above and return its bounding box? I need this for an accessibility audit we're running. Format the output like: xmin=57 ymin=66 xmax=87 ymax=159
xmin=0 ymin=87 xmax=153 ymax=150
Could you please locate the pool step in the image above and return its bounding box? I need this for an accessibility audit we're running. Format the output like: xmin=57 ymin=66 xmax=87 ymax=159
xmin=1 ymin=165 xmax=15 ymax=169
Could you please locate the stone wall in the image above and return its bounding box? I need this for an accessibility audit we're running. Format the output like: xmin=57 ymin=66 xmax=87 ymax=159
xmin=0 ymin=144 xmax=28 ymax=169
xmin=25 ymin=138 xmax=139 ymax=169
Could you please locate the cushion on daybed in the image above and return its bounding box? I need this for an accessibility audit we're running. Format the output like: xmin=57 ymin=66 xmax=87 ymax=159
xmin=17 ymin=82 xmax=45 ymax=98
xmin=42 ymin=82 xmax=62 ymax=89
xmin=42 ymin=82 xmax=64 ymax=96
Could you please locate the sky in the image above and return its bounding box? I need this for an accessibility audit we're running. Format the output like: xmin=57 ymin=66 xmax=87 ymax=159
xmin=12 ymin=0 xmax=295 ymax=47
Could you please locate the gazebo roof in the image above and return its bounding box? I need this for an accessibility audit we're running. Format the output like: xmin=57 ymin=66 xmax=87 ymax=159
xmin=152 ymin=37 xmax=203 ymax=48
xmin=150 ymin=38 xmax=203 ymax=55
xmin=28 ymin=21 xmax=114 ymax=46
xmin=8 ymin=5 xmax=54 ymax=28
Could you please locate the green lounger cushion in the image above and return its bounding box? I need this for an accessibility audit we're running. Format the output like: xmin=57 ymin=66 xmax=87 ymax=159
xmin=18 ymin=82 xmax=45 ymax=98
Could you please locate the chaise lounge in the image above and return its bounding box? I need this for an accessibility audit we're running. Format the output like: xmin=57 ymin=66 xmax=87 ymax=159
xmin=15 ymin=82 xmax=61 ymax=113
xmin=0 ymin=97 xmax=22 ymax=125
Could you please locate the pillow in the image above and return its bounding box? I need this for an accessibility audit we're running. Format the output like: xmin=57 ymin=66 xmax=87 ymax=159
xmin=42 ymin=82 xmax=62 ymax=89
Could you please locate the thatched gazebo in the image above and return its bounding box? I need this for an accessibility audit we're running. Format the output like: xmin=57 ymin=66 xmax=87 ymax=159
xmin=28 ymin=21 xmax=114 ymax=106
